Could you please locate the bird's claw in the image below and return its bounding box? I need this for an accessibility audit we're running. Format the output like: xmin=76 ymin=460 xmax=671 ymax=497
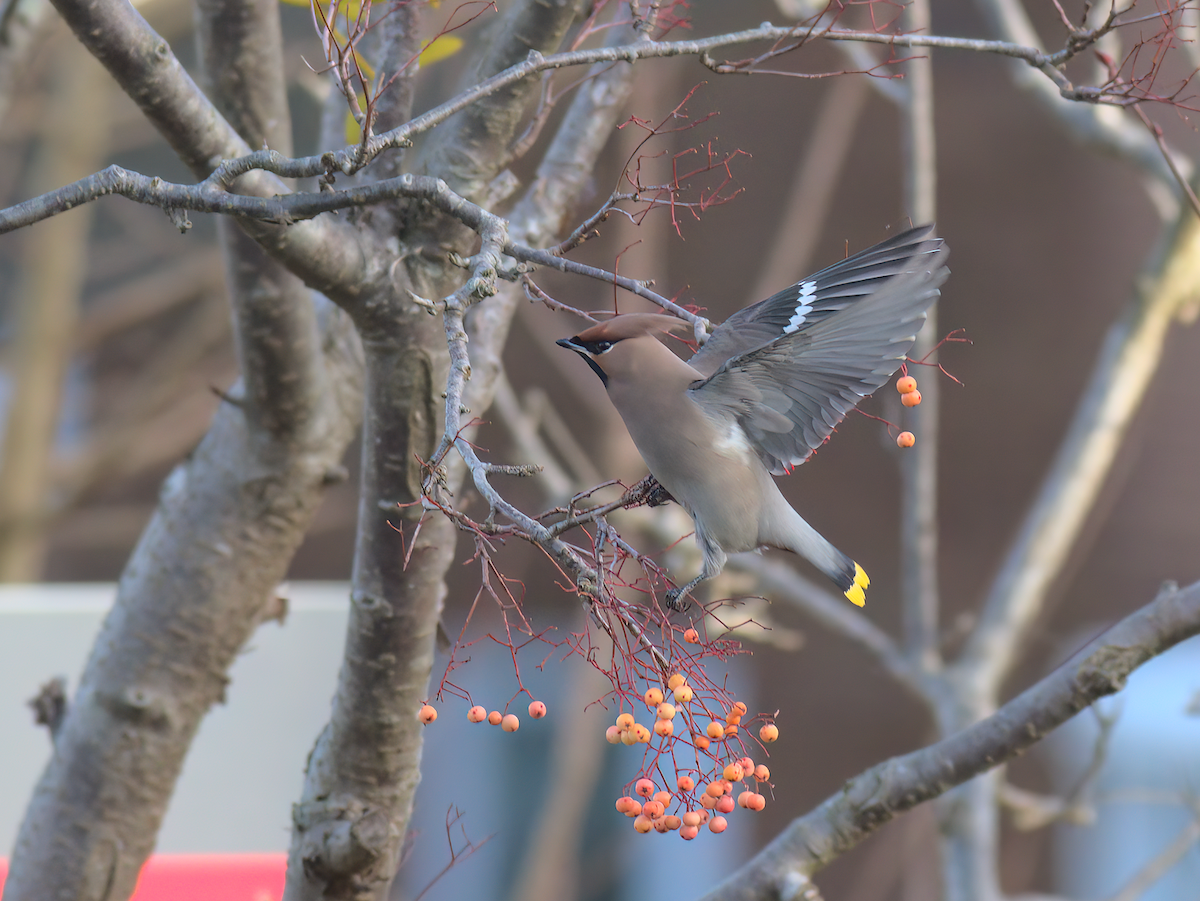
xmin=664 ymin=586 xmax=691 ymax=613
xmin=621 ymin=475 xmax=676 ymax=509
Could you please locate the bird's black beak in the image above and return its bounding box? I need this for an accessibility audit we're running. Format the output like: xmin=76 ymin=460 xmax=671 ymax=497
xmin=556 ymin=337 xmax=608 ymax=387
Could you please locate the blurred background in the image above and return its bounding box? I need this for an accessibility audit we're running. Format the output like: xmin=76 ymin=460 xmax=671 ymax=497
xmin=2 ymin=1 xmax=1199 ymax=899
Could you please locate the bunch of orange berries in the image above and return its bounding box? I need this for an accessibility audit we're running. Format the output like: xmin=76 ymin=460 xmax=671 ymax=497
xmin=895 ymin=373 xmax=921 ymax=448
xmin=606 ymin=673 xmax=778 ymax=839
xmin=416 ymin=699 xmax=547 ymax=733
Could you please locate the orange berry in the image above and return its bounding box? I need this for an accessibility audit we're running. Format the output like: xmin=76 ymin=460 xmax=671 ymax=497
xmin=644 ymin=687 xmax=664 ymax=707
xmin=738 ymin=757 xmax=755 ymax=774
xmin=697 ymin=809 xmax=711 ymax=825
xmin=616 ymin=713 xmax=635 ymax=731
xmin=616 ymin=796 xmax=637 ymax=814
xmin=693 ymin=734 xmax=710 ymax=751
xmin=682 ymin=810 xmax=702 ymax=828
xmin=501 ymin=714 xmax=519 ymax=732
xmin=642 ymin=800 xmax=665 ymax=819
xmin=624 ymin=799 xmax=643 ymax=818
xmin=680 ymin=824 xmax=699 ymax=841
xmin=487 ymin=710 xmax=503 ymax=726
xmin=631 ymin=723 xmax=651 ymax=743
xmin=635 ymin=778 xmax=656 ymax=798
xmin=759 ymin=723 xmax=779 ymax=743
xmin=683 ymin=628 xmax=700 ymax=644
xmin=708 ymin=816 xmax=728 ymax=834
xmin=656 ymin=702 xmax=676 ymax=721
xmin=705 ymin=781 xmax=726 ymax=798
xmin=654 ymin=791 xmax=673 ymax=807
xmin=732 ymin=701 xmax=748 ymax=716
xmin=706 ymin=721 xmax=726 ymax=740
xmin=654 ymin=817 xmax=672 ymax=833
xmin=673 ymin=684 xmax=694 ymax=704
xmin=737 ymin=791 xmax=752 ymax=809
xmin=716 ymin=795 xmax=735 ymax=814
xmin=725 ymin=711 xmax=742 ymax=726
xmin=605 ymin=725 xmax=623 ymax=744
xmin=901 ymin=389 xmax=922 ymax=407
xmin=754 ymin=764 xmax=771 ymax=782
xmin=620 ymin=730 xmax=637 ymax=746
xmin=654 ymin=718 xmax=674 ymax=737
xmin=724 ymin=723 xmax=739 ymax=738
xmin=747 ymin=792 xmax=766 ymax=812
xmin=699 ymin=793 xmax=717 ymax=809
xmin=717 ymin=779 xmax=733 ymax=794
xmin=633 ymin=815 xmax=653 ymax=834
xmin=418 ymin=705 xmax=437 ymax=725
xmin=897 ymin=430 xmax=916 ymax=448
xmin=896 ymin=375 xmax=918 ymax=394
xmin=528 ymin=700 xmax=547 ymax=719
xmin=677 ymin=775 xmax=695 ymax=792
xmin=467 ymin=705 xmax=486 ymax=723
xmin=663 ymin=815 xmax=682 ymax=831
xmin=667 ymin=673 xmax=686 ymax=690
xmin=722 ymin=763 xmax=744 ymax=782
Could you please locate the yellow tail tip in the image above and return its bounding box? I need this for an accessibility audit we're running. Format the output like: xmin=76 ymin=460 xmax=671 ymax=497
xmin=843 ymin=563 xmax=869 ymax=607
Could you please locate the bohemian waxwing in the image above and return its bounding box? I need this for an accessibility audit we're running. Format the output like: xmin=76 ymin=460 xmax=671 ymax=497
xmin=557 ymin=224 xmax=949 ymax=608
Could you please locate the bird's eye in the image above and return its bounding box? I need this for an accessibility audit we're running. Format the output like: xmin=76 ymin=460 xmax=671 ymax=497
xmin=588 ymin=340 xmax=613 ymax=354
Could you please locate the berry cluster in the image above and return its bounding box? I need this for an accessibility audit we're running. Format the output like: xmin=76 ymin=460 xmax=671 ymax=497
xmin=895 ymin=373 xmax=921 ymax=448
xmin=417 ymin=667 xmax=777 ymax=841
xmin=417 ymin=699 xmax=548 ymax=733
xmin=604 ymin=673 xmax=777 ymax=839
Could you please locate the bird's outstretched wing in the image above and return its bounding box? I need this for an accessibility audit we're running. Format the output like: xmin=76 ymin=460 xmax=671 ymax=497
xmin=687 ymin=225 xmax=949 ymax=475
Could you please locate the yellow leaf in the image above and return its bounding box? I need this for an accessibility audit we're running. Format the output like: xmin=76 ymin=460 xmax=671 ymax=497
xmin=418 ymin=34 xmax=463 ymax=66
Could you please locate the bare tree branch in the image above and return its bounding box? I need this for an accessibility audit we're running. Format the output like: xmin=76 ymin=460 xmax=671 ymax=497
xmin=195 ymin=0 xmax=292 ymax=152
xmin=284 ymin=324 xmax=454 ymax=901
xmin=5 ymin=318 xmax=363 ymax=900
xmin=4 ymin=2 xmax=368 ymax=894
xmin=700 ymin=578 xmax=1200 ymax=901
xmin=961 ymin=207 xmax=1200 ymax=697
xmin=366 ymin=1 xmax=421 ymax=182
xmin=898 ymin=0 xmax=941 ymax=674
xmin=281 ymin=6 xmax=613 ymax=898
xmin=46 ymin=0 xmax=397 ymax=309
xmin=413 ymin=0 xmax=584 ymax=205
xmin=10 ymin=12 xmax=1164 ymax=205
xmin=1000 ymin=704 xmax=1115 ymax=831
xmin=196 ymin=0 xmax=332 ymax=441
xmin=972 ymin=0 xmax=1183 ymax=199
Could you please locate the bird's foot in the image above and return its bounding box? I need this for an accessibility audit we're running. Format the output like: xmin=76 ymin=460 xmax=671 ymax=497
xmin=664 ymin=585 xmax=691 ymax=613
xmin=621 ymin=475 xmax=676 ymax=509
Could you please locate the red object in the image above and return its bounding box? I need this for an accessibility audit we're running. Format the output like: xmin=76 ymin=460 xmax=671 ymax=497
xmin=0 ymin=854 xmax=286 ymax=900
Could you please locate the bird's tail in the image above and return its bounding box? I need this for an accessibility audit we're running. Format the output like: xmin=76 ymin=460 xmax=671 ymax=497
xmin=766 ymin=504 xmax=869 ymax=606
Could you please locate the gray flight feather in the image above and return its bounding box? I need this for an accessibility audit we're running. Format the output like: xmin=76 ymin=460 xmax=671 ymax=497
xmin=686 ymin=225 xmax=949 ymax=476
